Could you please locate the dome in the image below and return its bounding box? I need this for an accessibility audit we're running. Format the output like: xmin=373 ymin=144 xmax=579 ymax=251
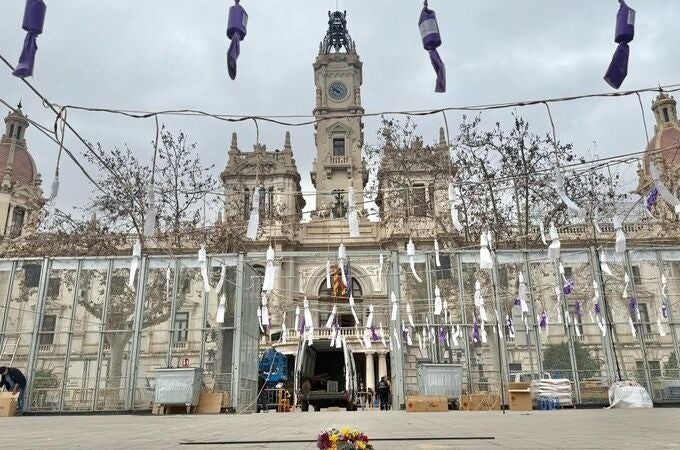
xmin=643 ymin=91 xmax=680 ymax=171
xmin=1 ymin=104 xmax=39 ymax=187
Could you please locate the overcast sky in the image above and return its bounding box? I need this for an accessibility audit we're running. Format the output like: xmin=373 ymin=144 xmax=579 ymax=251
xmin=1 ymin=0 xmax=679 ymax=220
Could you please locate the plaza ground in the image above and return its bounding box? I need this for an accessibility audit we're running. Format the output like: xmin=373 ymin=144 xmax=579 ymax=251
xmin=2 ymin=408 xmax=679 ymax=449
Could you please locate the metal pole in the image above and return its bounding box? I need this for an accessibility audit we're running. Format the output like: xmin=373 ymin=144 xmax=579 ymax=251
xmin=231 ymin=254 xmax=245 ymax=410
xmin=24 ymin=258 xmax=51 ymax=413
xmin=656 ymin=251 xmax=680 ymax=376
xmin=389 ymin=250 xmax=405 ymax=409
xmin=424 ymin=251 xmax=437 ymax=362
xmin=590 ymin=247 xmax=618 ymax=382
xmin=0 ymin=261 xmax=17 ymax=347
xmin=455 ymin=253 xmax=473 ymax=391
xmin=92 ymin=259 xmax=113 ymax=411
xmin=127 ymin=256 xmax=148 ymax=410
xmin=624 ymin=251 xmax=653 ymax=399
xmin=554 ymin=259 xmax=582 ymax=405
xmin=165 ymin=259 xmax=180 ymax=368
xmin=59 ymin=260 xmax=82 ymax=413
xmin=523 ymin=252 xmax=543 ymax=375
xmin=490 ymin=251 xmax=508 ymax=411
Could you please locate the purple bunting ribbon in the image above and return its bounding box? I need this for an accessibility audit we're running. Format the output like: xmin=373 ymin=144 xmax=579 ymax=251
xmin=513 ymin=297 xmax=521 ymax=308
xmin=438 ymin=327 xmax=446 ymax=345
xmin=563 ymin=279 xmax=574 ymax=296
xmin=646 ymin=187 xmax=659 ymax=212
xmin=574 ymin=301 xmax=582 ymax=320
xmin=539 ymin=311 xmax=547 ymax=329
xmin=594 ymin=303 xmax=602 ymax=316
xmin=661 ymin=303 xmax=668 ymax=319
xmin=299 ymin=317 xmax=306 ymax=335
xmin=629 ymin=297 xmax=638 ymax=317
xmin=472 ymin=320 xmax=480 ymax=342
xmin=370 ymin=325 xmax=379 ymax=342
xmin=226 ymin=0 xmax=248 ymax=80
xmin=419 ymin=5 xmax=446 ymax=93
xmin=13 ymin=0 xmax=46 ymax=78
xmin=604 ymin=0 xmax=635 ymax=89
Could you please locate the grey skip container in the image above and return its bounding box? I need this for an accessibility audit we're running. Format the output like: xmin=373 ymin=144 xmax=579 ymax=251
xmin=154 ymin=367 xmax=204 ymax=406
xmin=417 ymin=364 xmax=463 ymax=401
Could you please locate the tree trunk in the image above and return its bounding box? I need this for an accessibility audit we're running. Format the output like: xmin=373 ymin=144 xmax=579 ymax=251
xmin=104 ymin=331 xmax=132 ymax=410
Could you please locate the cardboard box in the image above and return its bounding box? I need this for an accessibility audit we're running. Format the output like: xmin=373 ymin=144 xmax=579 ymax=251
xmin=508 ymin=382 xmax=531 ymax=391
xmin=460 ymin=393 xmax=501 ymax=411
xmin=508 ymin=389 xmax=532 ymax=411
xmin=0 ymin=393 xmax=18 ymax=417
xmin=196 ymin=391 xmax=223 ymax=414
xmin=406 ymin=395 xmax=448 ymax=413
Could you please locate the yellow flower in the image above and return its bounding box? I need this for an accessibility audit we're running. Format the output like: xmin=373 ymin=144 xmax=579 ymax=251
xmin=357 ymin=442 xmax=367 ymax=450
xmin=340 ymin=427 xmax=351 ymax=436
xmin=330 ymin=435 xmax=338 ymax=443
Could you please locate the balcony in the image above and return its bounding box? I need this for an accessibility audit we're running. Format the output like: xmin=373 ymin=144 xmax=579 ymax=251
xmin=327 ymin=155 xmax=351 ymax=167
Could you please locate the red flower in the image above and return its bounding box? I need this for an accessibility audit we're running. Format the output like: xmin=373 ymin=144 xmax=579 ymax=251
xmin=316 ymin=432 xmax=332 ymax=449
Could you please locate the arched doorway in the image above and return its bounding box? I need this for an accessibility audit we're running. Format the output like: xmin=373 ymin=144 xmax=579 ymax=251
xmin=317 ymin=267 xmax=363 ymax=328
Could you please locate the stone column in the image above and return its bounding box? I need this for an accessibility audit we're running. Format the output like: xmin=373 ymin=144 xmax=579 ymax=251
xmin=378 ymin=352 xmax=388 ymax=381
xmin=365 ymin=352 xmax=375 ymax=391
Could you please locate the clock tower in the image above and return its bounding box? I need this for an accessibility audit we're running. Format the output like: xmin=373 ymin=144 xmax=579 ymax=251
xmin=311 ymin=11 xmax=367 ymax=215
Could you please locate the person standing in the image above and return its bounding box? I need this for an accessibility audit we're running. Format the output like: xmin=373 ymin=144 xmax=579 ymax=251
xmin=377 ymin=376 xmax=390 ymax=411
xmin=0 ymin=366 xmax=27 ymax=412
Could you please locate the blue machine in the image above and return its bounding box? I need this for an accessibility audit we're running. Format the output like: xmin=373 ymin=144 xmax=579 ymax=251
xmin=259 ymin=348 xmax=288 ymax=388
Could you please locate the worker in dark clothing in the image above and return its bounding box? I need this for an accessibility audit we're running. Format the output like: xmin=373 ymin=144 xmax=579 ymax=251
xmin=0 ymin=366 xmax=27 ymax=412
xmin=377 ymin=376 xmax=390 ymax=411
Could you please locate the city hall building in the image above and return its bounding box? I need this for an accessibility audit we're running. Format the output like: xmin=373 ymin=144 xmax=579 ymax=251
xmin=1 ymin=12 xmax=679 ymax=413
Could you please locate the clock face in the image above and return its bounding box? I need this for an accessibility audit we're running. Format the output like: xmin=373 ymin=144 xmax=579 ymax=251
xmin=328 ymin=82 xmax=348 ymax=101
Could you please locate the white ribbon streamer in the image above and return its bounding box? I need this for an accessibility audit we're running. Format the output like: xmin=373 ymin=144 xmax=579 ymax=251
xmin=539 ymin=222 xmax=548 ymax=245
xmin=393 ymin=327 xmax=401 ymax=350
xmin=380 ymin=322 xmax=387 ymax=347
xmin=448 ymin=182 xmax=464 ymax=232
xmin=143 ymin=187 xmax=157 ymax=237
xmin=263 ymin=245 xmax=276 ymax=292
xmin=613 ymin=215 xmax=626 ymax=256
xmin=326 ymin=260 xmax=332 ymax=289
xmin=434 ymin=239 xmax=441 ymax=267
xmin=377 ymin=253 xmax=384 ymax=289
xmin=294 ymin=306 xmax=300 ymax=336
xmin=434 ymin=286 xmax=443 ymax=316
xmin=391 ymin=292 xmax=398 ymax=321
xmin=338 ymin=244 xmax=348 ymax=286
xmin=629 ymin=317 xmax=637 ymax=338
xmin=600 ymin=251 xmax=614 ymax=276
xmin=281 ymin=312 xmax=287 ymax=343
xmin=303 ymin=297 xmax=313 ymax=330
xmin=326 ymin=304 xmax=337 ymax=329
xmin=366 ymin=304 xmax=374 ymax=329
xmin=480 ymin=322 xmax=488 ymax=344
xmin=479 ymin=233 xmax=493 ymax=269
xmin=246 ymin=186 xmax=260 ymax=239
xmin=260 ymin=292 xmax=269 ymax=326
xmin=451 ymin=325 xmax=460 ymax=347
xmin=406 ymin=302 xmax=415 ymax=328
xmin=349 ymin=294 xmax=360 ymax=325
xmin=128 ymin=239 xmax=142 ymax=291
xmin=347 ymin=186 xmax=360 ymax=237
xmin=623 ymin=273 xmax=630 ymax=299
xmin=216 ymin=294 xmax=226 ymax=323
xmin=649 ymin=161 xmax=680 ymax=218
xmin=256 ymin=308 xmax=264 ymax=333
xmin=555 ymin=168 xmax=582 ymax=214
xmin=214 ymin=264 xmax=227 ymax=293
xmin=518 ymin=272 xmax=529 ymax=315
xmin=407 ymin=238 xmax=422 ymax=282
xmin=198 ymin=246 xmax=211 ymax=294
xmin=657 ymin=317 xmax=667 ymax=337
xmin=548 ymin=222 xmax=561 ymax=260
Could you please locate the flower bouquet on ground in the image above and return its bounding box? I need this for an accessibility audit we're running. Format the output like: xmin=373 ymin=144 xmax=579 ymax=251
xmin=317 ymin=427 xmax=374 ymax=450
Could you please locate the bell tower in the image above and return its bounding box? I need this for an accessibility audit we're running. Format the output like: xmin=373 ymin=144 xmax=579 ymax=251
xmin=311 ymin=11 xmax=367 ymax=215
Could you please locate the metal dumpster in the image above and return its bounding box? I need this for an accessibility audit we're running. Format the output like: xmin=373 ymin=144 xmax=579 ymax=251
xmin=154 ymin=368 xmax=203 ymax=406
xmin=417 ymin=364 xmax=463 ymax=402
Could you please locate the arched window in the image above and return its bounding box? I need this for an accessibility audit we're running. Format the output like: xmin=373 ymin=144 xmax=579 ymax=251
xmin=318 ymin=270 xmax=363 ymax=328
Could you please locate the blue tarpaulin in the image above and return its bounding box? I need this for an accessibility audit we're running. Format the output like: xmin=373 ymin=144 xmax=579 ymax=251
xmin=259 ymin=348 xmax=288 ymax=387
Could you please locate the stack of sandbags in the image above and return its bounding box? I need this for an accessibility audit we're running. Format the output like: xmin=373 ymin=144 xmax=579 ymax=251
xmin=530 ymin=379 xmax=573 ymax=407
